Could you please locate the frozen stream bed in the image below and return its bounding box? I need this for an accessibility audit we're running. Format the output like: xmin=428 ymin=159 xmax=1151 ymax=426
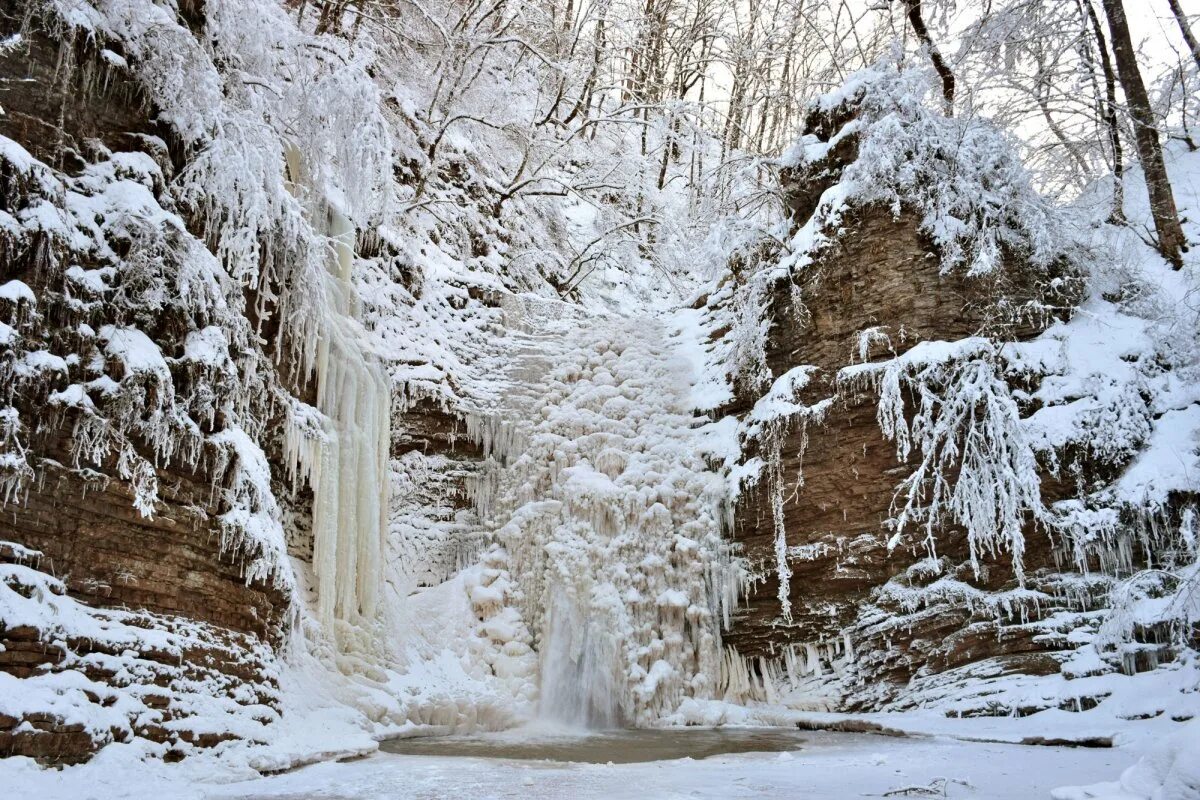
xmin=379 ymin=725 xmax=812 ymax=763
xmin=208 ymin=729 xmax=1125 ymax=800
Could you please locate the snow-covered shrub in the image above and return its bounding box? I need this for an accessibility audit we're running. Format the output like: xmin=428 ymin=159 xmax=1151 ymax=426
xmin=725 ymin=258 xmax=780 ymax=396
xmin=784 ymin=56 xmax=1075 ymax=280
xmin=841 ymin=339 xmax=1049 ymax=581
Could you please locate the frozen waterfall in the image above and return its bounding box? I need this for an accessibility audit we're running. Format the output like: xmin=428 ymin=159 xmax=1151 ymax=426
xmin=467 ymin=297 xmax=744 ymax=726
xmin=281 ymin=144 xmax=391 ymax=638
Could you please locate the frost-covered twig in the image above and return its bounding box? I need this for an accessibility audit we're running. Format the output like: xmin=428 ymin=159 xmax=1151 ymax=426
xmin=883 ymin=776 xmax=975 ymax=797
xmin=841 ymin=339 xmax=1048 ymax=582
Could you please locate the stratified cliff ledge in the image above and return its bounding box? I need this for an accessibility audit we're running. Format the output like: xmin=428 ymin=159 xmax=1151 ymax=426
xmin=0 ymin=6 xmax=294 ymax=762
xmin=718 ymin=72 xmax=1194 ymax=712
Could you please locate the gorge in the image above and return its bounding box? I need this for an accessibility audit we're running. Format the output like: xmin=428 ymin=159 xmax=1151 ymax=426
xmin=1 ymin=0 xmax=1198 ymax=798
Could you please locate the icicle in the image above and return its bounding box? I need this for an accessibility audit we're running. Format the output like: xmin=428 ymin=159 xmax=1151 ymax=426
xmin=281 ymin=144 xmax=391 ymax=639
xmin=805 ymin=642 xmax=822 ymax=677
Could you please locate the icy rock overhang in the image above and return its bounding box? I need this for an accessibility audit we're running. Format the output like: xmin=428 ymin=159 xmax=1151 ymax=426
xmin=704 ymin=60 xmax=1197 ymax=712
xmin=0 ymin=0 xmax=399 ymax=762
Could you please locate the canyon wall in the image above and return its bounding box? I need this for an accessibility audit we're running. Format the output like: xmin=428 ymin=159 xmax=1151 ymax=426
xmin=0 ymin=2 xmax=511 ymax=763
xmin=0 ymin=8 xmax=292 ymax=762
xmin=719 ymin=88 xmax=1187 ymax=712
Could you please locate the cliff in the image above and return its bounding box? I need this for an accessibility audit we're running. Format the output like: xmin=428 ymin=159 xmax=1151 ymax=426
xmin=717 ymin=68 xmax=1196 ymax=713
xmin=0 ymin=2 xmax=308 ymax=761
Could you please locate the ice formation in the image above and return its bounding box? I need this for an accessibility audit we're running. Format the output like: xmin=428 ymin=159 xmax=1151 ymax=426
xmin=280 ymin=146 xmax=391 ymax=639
xmin=742 ymin=366 xmax=834 ymax=621
xmin=467 ymin=296 xmax=743 ymax=726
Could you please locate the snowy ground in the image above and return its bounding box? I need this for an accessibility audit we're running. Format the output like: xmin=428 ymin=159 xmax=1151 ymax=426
xmin=217 ymin=736 xmax=1133 ymax=800
xmin=0 ymin=727 xmax=1133 ymax=800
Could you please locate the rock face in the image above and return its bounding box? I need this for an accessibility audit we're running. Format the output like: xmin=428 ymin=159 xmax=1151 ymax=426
xmin=0 ymin=15 xmax=157 ymax=169
xmin=0 ymin=1 xmax=513 ymax=764
xmin=3 ymin=434 xmax=283 ymax=638
xmin=722 ymin=99 xmax=1089 ymax=709
xmin=0 ymin=11 xmax=289 ymax=762
xmin=390 ymin=394 xmax=491 ymax=590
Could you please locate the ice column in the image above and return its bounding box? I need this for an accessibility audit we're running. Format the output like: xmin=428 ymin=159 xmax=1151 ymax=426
xmin=281 ymin=143 xmax=391 ymax=634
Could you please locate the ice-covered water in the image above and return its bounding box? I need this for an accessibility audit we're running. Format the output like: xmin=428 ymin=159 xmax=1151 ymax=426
xmin=380 ymin=726 xmax=810 ymax=763
xmin=200 ymin=727 xmax=1132 ymax=800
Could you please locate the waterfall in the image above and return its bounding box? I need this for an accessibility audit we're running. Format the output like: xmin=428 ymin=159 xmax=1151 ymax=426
xmin=538 ymin=589 xmax=624 ymax=728
xmin=280 ymin=144 xmax=391 ymax=636
xmin=469 ymin=298 xmax=743 ymax=726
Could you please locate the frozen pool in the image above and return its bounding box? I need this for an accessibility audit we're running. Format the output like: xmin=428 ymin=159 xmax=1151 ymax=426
xmin=379 ymin=726 xmax=809 ymax=764
xmin=149 ymin=725 xmax=1129 ymax=800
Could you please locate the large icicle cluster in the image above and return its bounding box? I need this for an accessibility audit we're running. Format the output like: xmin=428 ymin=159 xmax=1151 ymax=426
xmin=469 ymin=298 xmax=742 ymax=726
xmin=279 ymin=147 xmax=391 ymax=640
xmin=21 ymin=0 xmax=398 ymax=636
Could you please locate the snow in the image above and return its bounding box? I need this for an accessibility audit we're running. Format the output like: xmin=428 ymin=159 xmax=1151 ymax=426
xmin=0 ymin=279 xmax=35 ymax=304
xmin=747 ymin=366 xmax=819 ymax=424
xmin=66 ymin=265 xmax=117 ymax=294
xmin=16 ymin=349 xmax=69 ymax=376
xmin=182 ymin=327 xmax=231 ymax=368
xmin=209 ymin=426 xmax=292 ymax=588
xmin=99 ymin=326 xmax=169 ymax=378
xmin=2 ymin=3 xmax=1199 ymax=799
xmin=0 ymin=728 xmax=1141 ymax=800
xmin=1115 ymin=405 xmax=1200 ymax=504
xmin=1054 ymin=720 xmax=1200 ymax=800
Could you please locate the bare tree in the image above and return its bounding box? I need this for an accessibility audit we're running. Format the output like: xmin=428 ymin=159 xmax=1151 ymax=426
xmin=1166 ymin=0 xmax=1200 ymax=75
xmin=902 ymin=0 xmax=954 ymax=113
xmin=1080 ymin=0 xmax=1125 ymax=220
xmin=1102 ymin=0 xmax=1187 ymax=268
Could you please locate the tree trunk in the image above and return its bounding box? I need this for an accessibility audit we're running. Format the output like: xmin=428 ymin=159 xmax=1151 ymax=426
xmin=902 ymin=0 xmax=955 ymax=114
xmin=1166 ymin=0 xmax=1200 ymax=75
xmin=1102 ymin=0 xmax=1188 ymax=268
xmin=1081 ymin=0 xmax=1126 ymax=221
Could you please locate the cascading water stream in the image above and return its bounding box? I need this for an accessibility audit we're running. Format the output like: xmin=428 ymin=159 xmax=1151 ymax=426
xmin=538 ymin=587 xmax=625 ymax=728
